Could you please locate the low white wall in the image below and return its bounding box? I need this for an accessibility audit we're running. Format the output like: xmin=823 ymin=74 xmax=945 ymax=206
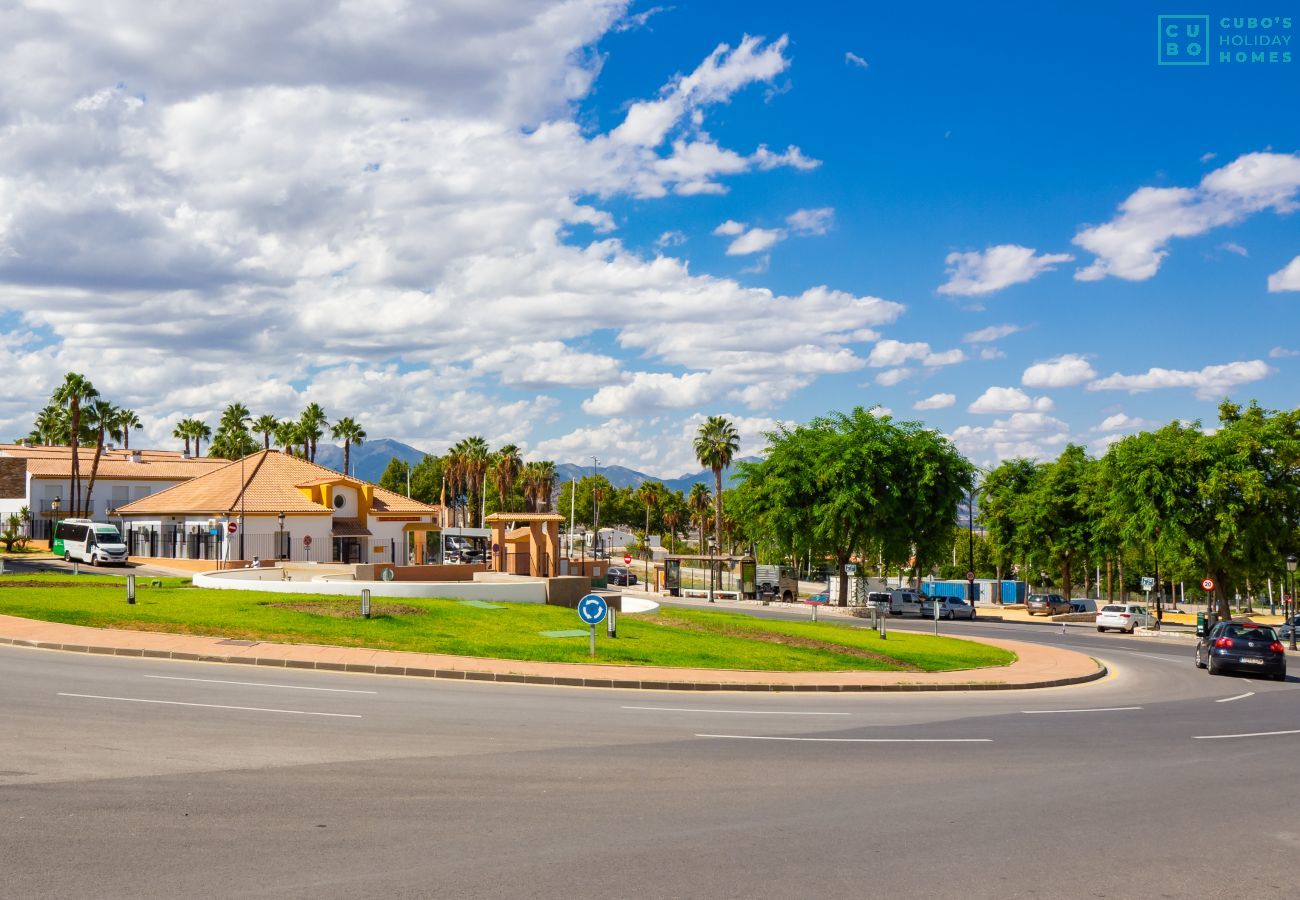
xmin=194 ymin=567 xmax=548 ymax=602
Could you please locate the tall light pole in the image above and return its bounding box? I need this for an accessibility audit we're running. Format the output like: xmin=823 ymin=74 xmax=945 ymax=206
xmin=278 ymin=511 xmax=286 ymax=561
xmin=1287 ymin=554 xmax=1297 ymax=651
xmin=967 ymin=483 xmax=976 ymax=607
xmin=51 ymin=495 xmax=61 ymax=552
xmin=590 ymin=456 xmax=599 ymax=571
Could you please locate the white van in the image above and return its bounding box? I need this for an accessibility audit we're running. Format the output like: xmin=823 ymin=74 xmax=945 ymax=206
xmin=888 ymin=588 xmax=924 ymax=617
xmin=55 ymin=519 xmax=129 ymax=566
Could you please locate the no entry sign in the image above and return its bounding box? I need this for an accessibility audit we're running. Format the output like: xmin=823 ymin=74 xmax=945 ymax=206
xmin=623 ymin=553 xmax=632 ymax=565
xmin=226 ymin=521 xmax=238 ymax=534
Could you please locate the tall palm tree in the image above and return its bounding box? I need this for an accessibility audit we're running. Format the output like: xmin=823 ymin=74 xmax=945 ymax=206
xmin=299 ymin=403 xmax=328 ymax=462
xmin=192 ymin=419 xmax=212 ymax=457
xmin=687 ymin=482 xmax=712 ymax=550
xmin=31 ymin=405 xmax=67 ymax=445
xmin=114 ymin=409 xmax=142 ymax=451
xmin=444 ymin=444 xmax=466 ymax=525
xmin=82 ymin=399 xmax=118 ymax=517
xmin=52 ymin=372 xmax=98 ymax=514
xmin=663 ymin=505 xmax=682 ymax=555
xmin=252 ymin=414 xmax=279 ymax=451
xmin=635 ymin=480 xmax=666 ymax=550
xmin=274 ymin=420 xmax=300 ymax=456
xmin=218 ymin=403 xmax=251 ymax=435
xmin=520 ymin=460 xmax=557 ymax=513
xmin=452 ymin=436 xmax=491 ymax=526
xmin=693 ymin=416 xmax=740 ymax=559
xmin=173 ymin=418 xmax=192 ymax=456
xmin=330 ymin=417 xmax=367 ymax=476
xmin=491 ymin=444 xmax=522 ymax=513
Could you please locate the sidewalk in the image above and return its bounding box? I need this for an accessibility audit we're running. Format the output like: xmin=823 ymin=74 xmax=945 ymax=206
xmin=0 ymin=613 xmax=1104 ymax=692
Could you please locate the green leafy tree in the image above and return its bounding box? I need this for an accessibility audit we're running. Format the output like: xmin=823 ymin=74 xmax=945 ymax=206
xmin=490 ymin=444 xmax=523 ymax=512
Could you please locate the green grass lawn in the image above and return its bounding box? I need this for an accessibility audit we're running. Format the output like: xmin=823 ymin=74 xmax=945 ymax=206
xmin=0 ymin=573 xmax=1015 ymax=673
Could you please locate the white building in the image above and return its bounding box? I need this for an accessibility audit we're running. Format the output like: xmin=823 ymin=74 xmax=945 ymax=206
xmin=113 ymin=449 xmax=441 ymax=565
xmin=0 ymin=443 xmax=227 ymax=537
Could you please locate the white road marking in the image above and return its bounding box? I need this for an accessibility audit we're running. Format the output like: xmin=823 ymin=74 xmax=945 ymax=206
xmin=57 ymin=693 xmax=361 ymax=718
xmin=696 ymin=734 xmax=991 ymax=743
xmin=143 ymin=675 xmax=376 ymax=694
xmin=1214 ymin=692 xmax=1255 ymax=703
xmin=623 ymin=706 xmax=850 ymax=716
xmin=1194 ymin=729 xmax=1300 ymax=740
xmin=1120 ymin=652 xmax=1184 ymax=664
xmin=1021 ymin=706 xmax=1142 ymax=714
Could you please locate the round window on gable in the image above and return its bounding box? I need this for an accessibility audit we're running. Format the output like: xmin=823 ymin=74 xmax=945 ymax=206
xmin=333 ymin=493 xmax=345 ymax=509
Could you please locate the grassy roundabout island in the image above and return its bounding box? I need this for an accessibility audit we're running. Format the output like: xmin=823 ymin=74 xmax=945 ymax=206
xmin=0 ymin=573 xmax=1015 ymax=673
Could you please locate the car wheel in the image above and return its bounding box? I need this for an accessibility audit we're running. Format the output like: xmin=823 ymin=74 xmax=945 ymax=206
xmin=945 ymin=610 xmax=954 ymax=621
xmin=1097 ymin=626 xmax=1105 ymax=632
xmin=1272 ymin=672 xmax=1286 ymax=682
xmin=1208 ymin=658 xmax=1221 ymax=676
xmin=1194 ymin=650 xmax=1206 ymax=669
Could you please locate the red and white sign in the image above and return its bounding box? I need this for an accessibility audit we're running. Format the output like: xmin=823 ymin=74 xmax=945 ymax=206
xmin=226 ymin=521 xmax=238 ymax=534
xmin=1201 ymin=577 xmax=1215 ymax=591
xmin=623 ymin=553 xmax=632 ymax=565
xmin=303 ymin=534 xmax=313 ymax=547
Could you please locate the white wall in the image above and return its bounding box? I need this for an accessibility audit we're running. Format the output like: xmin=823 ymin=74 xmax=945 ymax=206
xmin=195 ymin=567 xmax=548 ymax=602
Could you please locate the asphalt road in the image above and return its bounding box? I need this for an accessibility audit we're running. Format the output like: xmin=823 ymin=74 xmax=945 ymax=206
xmin=2 ymin=599 xmax=1299 ymax=898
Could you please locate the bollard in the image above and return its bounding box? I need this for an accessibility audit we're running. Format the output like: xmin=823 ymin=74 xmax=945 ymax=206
xmin=878 ymin=616 xmax=886 ymax=639
xmin=72 ymin=561 xmax=79 ymax=577
xmin=361 ymin=588 xmax=371 ymax=619
xmin=1060 ymin=620 xmax=1066 ymax=635
xmin=126 ymin=574 xmax=136 ymax=605
xmin=607 ymin=606 xmax=617 ymax=638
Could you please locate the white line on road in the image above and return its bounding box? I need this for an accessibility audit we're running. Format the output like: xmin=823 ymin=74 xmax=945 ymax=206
xmin=1193 ymin=729 xmax=1300 ymax=740
xmin=1120 ymin=652 xmax=1185 ymax=664
xmin=624 ymin=706 xmax=850 ymax=716
xmin=143 ymin=675 xmax=376 ymax=694
xmin=696 ymin=734 xmax=991 ymax=743
xmin=57 ymin=693 xmax=362 ymax=718
xmin=1021 ymin=706 xmax=1143 ymax=714
xmin=1214 ymin=692 xmax=1255 ymax=703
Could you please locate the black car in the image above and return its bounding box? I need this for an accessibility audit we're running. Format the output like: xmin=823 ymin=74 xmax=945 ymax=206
xmin=1195 ymin=620 xmax=1287 ymax=680
xmin=606 ymin=566 xmax=638 ymax=586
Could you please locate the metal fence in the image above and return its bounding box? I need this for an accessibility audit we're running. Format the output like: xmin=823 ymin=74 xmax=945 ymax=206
xmin=119 ymin=526 xmax=400 ymax=565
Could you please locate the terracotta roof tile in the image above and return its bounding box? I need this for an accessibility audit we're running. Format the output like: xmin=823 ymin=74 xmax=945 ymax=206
xmin=0 ymin=444 xmax=227 ymax=480
xmin=331 ymin=518 xmax=372 ymax=536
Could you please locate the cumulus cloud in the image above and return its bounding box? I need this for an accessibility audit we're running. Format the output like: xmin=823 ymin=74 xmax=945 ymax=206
xmin=1093 ymin=413 xmax=1153 ymax=432
xmin=1087 ymin=360 xmax=1274 ymax=400
xmin=713 ymin=220 xmax=746 ymax=236
xmin=1021 ymin=354 xmax=1096 ymax=388
xmin=875 ymin=367 xmax=913 ymax=386
xmin=786 ymin=207 xmax=834 ymax=235
xmin=1270 ymin=346 xmax=1300 ymax=358
xmin=1074 ymin=152 xmax=1300 ymax=282
xmin=726 ymin=227 xmax=784 ymax=255
xmin=938 ymin=244 xmax=1073 ymax=296
xmin=914 ymin=393 xmax=956 ymax=410
xmin=968 ymin=387 xmax=1054 ymax=414
xmin=949 ymin=412 xmax=1071 ymax=465
xmin=866 ymin=339 xmax=966 ymax=368
xmin=963 ymin=323 xmax=1022 ymax=343
xmin=1268 ymin=255 xmax=1300 ymax=291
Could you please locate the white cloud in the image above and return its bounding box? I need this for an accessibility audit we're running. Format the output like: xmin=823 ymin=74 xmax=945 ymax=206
xmin=866 ymin=339 xmax=966 ymax=368
xmin=1021 ymin=354 xmax=1096 ymax=388
xmin=968 ymin=387 xmax=1054 ymax=414
xmin=963 ymin=323 xmax=1022 ymax=343
xmin=1219 ymin=241 xmax=1248 ymax=257
xmin=726 ymin=226 xmax=785 ymax=256
xmin=845 ymin=52 xmax=869 ymax=69
xmin=1269 ymin=346 xmax=1300 ymax=358
xmin=713 ymin=219 xmax=746 ymax=236
xmin=949 ymin=412 xmax=1071 ymax=465
xmin=1093 ymin=413 xmax=1153 ymax=432
xmin=1087 ymin=360 xmax=1274 ymax=400
xmin=914 ymin=393 xmax=956 ymax=410
xmin=1074 ymin=152 xmax=1300 ymax=281
xmin=875 ymin=367 xmax=913 ymax=386
xmin=1268 ymin=255 xmax=1300 ymax=291
xmin=786 ymin=207 xmax=834 ymax=235
xmin=938 ymin=244 xmax=1073 ymax=296
xmin=978 ymin=347 xmax=1006 ymax=361
xmin=655 ymin=230 xmax=687 ymax=248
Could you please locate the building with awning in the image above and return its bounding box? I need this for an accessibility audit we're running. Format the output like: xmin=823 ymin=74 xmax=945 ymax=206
xmin=113 ymin=449 xmax=441 ymax=564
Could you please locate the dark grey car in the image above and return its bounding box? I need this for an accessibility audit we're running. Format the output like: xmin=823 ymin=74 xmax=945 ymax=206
xmin=1195 ymin=621 xmax=1286 ymax=680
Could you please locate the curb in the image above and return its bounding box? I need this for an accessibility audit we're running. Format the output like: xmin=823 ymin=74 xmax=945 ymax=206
xmin=0 ymin=634 xmax=1108 ymax=692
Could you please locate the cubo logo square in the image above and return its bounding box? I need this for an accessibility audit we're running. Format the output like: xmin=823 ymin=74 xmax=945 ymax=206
xmin=1158 ymin=15 xmax=1210 ymax=64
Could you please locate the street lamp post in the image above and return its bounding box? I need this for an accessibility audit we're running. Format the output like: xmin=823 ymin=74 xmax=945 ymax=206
xmin=1287 ymin=554 xmax=1297 ymax=652
xmin=278 ymin=511 xmax=286 ymax=561
xmin=51 ymin=496 xmax=61 ymax=553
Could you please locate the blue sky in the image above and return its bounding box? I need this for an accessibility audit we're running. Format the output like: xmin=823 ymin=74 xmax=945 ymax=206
xmin=1 ymin=1 xmax=1296 ymax=475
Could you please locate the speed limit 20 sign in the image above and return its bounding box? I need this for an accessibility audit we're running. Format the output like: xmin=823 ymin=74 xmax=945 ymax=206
xmin=1201 ymin=577 xmax=1215 ymax=591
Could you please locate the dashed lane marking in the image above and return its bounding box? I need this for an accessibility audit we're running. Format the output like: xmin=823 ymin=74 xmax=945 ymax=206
xmin=143 ymin=674 xmax=377 ymax=694
xmin=695 ymin=734 xmax=992 ymax=743
xmin=58 ymin=692 xmax=362 ymax=718
xmin=1214 ymin=692 xmax=1255 ymax=703
xmin=1193 ymin=729 xmax=1300 ymax=740
xmin=1022 ymin=706 xmax=1142 ymax=714
xmin=623 ymin=706 xmax=850 ymax=716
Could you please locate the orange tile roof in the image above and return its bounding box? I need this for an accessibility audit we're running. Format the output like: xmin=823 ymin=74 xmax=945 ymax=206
xmin=113 ymin=450 xmax=441 ymax=517
xmin=0 ymin=444 xmax=228 ymax=480
xmin=331 ymin=518 xmax=372 ymax=537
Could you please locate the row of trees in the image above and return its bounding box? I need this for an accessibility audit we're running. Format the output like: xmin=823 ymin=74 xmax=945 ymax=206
xmin=980 ymin=401 xmax=1300 ymax=616
xmin=176 ymin=403 xmax=368 ymax=472
xmin=378 ymin=441 xmax=558 ymax=526
xmin=25 ymin=374 xmax=145 ymax=515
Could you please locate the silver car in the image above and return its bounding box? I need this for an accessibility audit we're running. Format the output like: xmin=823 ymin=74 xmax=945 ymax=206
xmin=919 ymin=596 xmax=976 ymax=620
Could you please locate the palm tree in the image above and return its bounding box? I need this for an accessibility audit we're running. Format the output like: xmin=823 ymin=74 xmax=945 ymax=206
xmin=173 ymin=418 xmax=192 ymax=456
xmin=218 ymin=403 xmax=251 ymax=435
xmin=693 ymin=416 xmax=740 ymax=561
xmin=82 ymin=399 xmax=118 ymax=517
xmin=299 ymin=403 xmax=328 ymax=462
xmin=252 ymin=414 xmax=279 ymax=451
xmin=192 ymin=419 xmax=212 ymax=457
xmin=452 ymin=436 xmax=491 ymax=526
xmin=115 ymin=409 xmax=142 ymax=451
xmin=491 ymin=444 xmax=522 ymax=513
xmin=52 ymin=372 xmax=98 ymax=514
xmin=663 ymin=505 xmax=682 ymax=555
xmin=635 ymin=480 xmax=665 ymax=552
xmin=520 ymin=460 xmax=557 ymax=513
xmin=330 ymin=417 xmax=367 ymax=476
xmin=32 ymin=405 xmax=67 ymax=445
xmin=274 ymin=420 xmax=300 ymax=456
xmin=687 ymin=482 xmax=712 ymax=550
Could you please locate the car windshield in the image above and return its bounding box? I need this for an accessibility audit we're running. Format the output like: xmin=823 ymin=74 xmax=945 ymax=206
xmin=868 ymin=593 xmax=890 ymax=603
xmin=94 ymin=527 xmax=122 ymax=542
xmin=1224 ymin=625 xmax=1277 ymax=640
xmin=1101 ymin=605 xmax=1124 ymax=612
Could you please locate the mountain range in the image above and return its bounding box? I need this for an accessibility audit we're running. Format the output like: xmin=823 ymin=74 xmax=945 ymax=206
xmin=312 ymin=438 xmax=758 ymax=494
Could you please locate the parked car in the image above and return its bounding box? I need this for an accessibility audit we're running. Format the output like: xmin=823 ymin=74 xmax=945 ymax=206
xmin=888 ymin=589 xmax=924 ymax=617
xmin=1278 ymin=616 xmax=1300 ymax=641
xmin=866 ymin=591 xmax=892 ymax=610
xmin=1026 ymin=594 xmax=1071 ymax=616
xmin=1195 ymin=620 xmax=1287 ymax=680
xmin=919 ymin=596 xmax=976 ymax=620
xmin=1096 ymin=603 xmax=1155 ymax=633
xmin=606 ymin=566 xmax=638 ymax=587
